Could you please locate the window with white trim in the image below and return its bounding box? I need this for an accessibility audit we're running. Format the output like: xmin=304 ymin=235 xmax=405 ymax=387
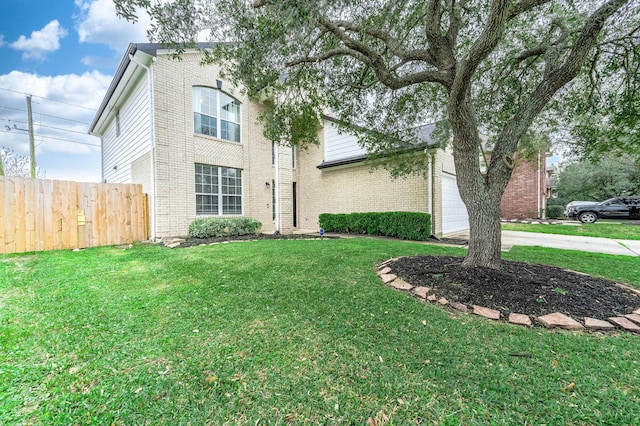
xmin=195 ymin=163 xmax=242 ymax=215
xmin=193 ymin=86 xmax=241 ymax=142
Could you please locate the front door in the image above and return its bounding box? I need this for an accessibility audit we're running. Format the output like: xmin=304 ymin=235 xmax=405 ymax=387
xmin=292 ymin=182 xmax=297 ymax=228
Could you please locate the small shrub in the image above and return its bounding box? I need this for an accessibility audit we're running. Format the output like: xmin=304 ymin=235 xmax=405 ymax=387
xmin=546 ymin=197 xmax=567 ymax=207
xmin=546 ymin=205 xmax=564 ymax=219
xmin=319 ymin=212 xmax=432 ymax=241
xmin=188 ymin=217 xmax=262 ymax=238
xmin=318 ymin=213 xmax=348 ymax=232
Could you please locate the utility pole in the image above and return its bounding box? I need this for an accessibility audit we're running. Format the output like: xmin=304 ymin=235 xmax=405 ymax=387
xmin=26 ymin=95 xmax=36 ymax=178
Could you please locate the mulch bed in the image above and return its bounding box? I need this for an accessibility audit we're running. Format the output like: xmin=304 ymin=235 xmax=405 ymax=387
xmin=390 ymin=255 xmax=640 ymax=320
xmin=177 ymin=233 xmax=339 ymax=248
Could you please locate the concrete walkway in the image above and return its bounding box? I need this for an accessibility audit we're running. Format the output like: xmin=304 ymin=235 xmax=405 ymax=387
xmin=448 ymin=230 xmax=640 ymax=256
xmin=501 ymin=230 xmax=640 ymax=256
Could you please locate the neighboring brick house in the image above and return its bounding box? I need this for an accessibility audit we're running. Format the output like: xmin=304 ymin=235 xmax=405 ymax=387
xmin=500 ymin=153 xmax=547 ymax=219
xmin=89 ymin=43 xmax=469 ymax=240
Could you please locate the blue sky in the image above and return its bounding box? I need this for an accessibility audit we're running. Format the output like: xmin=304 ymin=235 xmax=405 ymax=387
xmin=0 ymin=0 xmax=150 ymax=182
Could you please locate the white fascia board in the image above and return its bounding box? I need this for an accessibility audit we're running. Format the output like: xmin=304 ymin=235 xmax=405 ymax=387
xmin=91 ymin=50 xmax=154 ymax=136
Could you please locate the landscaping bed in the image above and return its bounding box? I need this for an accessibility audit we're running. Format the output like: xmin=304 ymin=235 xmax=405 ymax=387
xmin=175 ymin=233 xmax=339 ymax=248
xmin=390 ymin=255 xmax=640 ymax=320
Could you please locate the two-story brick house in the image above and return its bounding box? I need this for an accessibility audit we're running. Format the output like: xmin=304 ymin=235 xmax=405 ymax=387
xmin=89 ymin=43 xmax=469 ymax=240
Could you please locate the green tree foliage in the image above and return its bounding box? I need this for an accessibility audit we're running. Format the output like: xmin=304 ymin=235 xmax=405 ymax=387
xmin=565 ymin=6 xmax=640 ymax=162
xmin=556 ymin=156 xmax=640 ymax=202
xmin=114 ymin=0 xmax=639 ymax=268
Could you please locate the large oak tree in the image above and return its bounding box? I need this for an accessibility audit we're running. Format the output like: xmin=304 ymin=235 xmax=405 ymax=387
xmin=116 ymin=0 xmax=639 ymax=268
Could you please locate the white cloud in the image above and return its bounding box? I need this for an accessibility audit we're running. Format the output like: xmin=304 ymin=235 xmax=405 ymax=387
xmin=81 ymin=55 xmax=119 ymax=69
xmin=10 ymin=20 xmax=68 ymax=60
xmin=0 ymin=70 xmax=111 ymax=182
xmin=75 ymin=0 xmax=150 ymax=51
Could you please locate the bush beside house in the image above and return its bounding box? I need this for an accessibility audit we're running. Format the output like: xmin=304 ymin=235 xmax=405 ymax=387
xmin=319 ymin=212 xmax=432 ymax=241
xmin=188 ymin=217 xmax=262 ymax=238
xmin=546 ymin=205 xmax=564 ymax=219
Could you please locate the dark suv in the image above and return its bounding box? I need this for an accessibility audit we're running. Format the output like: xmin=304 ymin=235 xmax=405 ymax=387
xmin=568 ymin=196 xmax=640 ymax=223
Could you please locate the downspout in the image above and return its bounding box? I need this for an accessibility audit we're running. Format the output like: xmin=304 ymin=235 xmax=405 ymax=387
xmin=100 ymin=140 xmax=105 ymax=182
xmin=129 ymin=54 xmax=157 ymax=241
xmin=428 ymin=150 xmax=437 ymax=239
xmin=274 ymin=142 xmax=280 ymax=234
xmin=537 ymin=151 xmax=541 ymax=218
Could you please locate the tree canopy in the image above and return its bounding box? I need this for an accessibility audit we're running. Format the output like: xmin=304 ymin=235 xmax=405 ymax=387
xmin=115 ymin=0 xmax=639 ymax=268
xmin=556 ymin=155 xmax=640 ymax=202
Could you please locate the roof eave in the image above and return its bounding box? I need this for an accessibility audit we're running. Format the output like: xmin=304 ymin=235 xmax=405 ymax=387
xmin=88 ymin=42 xmax=217 ymax=135
xmin=88 ymin=43 xmax=139 ymax=135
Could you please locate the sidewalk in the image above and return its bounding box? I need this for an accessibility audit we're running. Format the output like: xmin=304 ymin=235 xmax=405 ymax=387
xmin=501 ymin=230 xmax=640 ymax=256
xmin=448 ymin=229 xmax=640 ymax=256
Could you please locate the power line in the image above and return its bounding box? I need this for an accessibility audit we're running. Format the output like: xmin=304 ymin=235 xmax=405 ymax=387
xmin=0 ymin=87 xmax=98 ymax=112
xmin=1 ymin=128 xmax=100 ymax=147
xmin=3 ymin=119 xmax=91 ymax=137
xmin=40 ymin=123 xmax=90 ymax=137
xmin=0 ymin=104 xmax=92 ymax=125
xmin=41 ymin=134 xmax=101 ymax=147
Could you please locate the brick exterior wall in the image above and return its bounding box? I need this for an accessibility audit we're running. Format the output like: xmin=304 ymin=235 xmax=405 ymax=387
xmin=150 ymin=52 xmax=282 ymax=237
xmin=296 ymin=144 xmax=430 ymax=232
xmin=102 ymin=47 xmax=465 ymax=238
xmin=500 ymin=154 xmax=547 ymax=219
xmin=296 ymin=139 xmax=457 ymax=236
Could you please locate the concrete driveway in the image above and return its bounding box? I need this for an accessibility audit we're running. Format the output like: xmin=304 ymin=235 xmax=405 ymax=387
xmin=501 ymin=230 xmax=640 ymax=256
xmin=446 ymin=229 xmax=640 ymax=256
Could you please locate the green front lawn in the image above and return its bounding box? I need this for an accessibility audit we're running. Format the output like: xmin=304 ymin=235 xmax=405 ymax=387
xmin=1 ymin=239 xmax=639 ymax=424
xmin=502 ymin=221 xmax=640 ymax=240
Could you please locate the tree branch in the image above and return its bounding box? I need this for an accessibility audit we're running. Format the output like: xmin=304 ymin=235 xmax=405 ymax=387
xmin=287 ymin=50 xmax=452 ymax=88
xmin=514 ymin=46 xmax=549 ymax=63
xmin=323 ymin=20 xmax=440 ymax=66
xmin=464 ymin=0 xmax=511 ymax=77
xmin=452 ymin=0 xmax=511 ymax=108
xmin=445 ymin=0 xmax=465 ymax=47
xmin=425 ymin=0 xmax=456 ymax=73
xmin=286 ymin=48 xmax=371 ymax=67
xmin=507 ymin=0 xmax=551 ymax=21
xmin=491 ymin=0 xmax=630 ymax=171
xmin=312 ymin=16 xmax=453 ymax=88
xmin=545 ymin=0 xmax=628 ymax=94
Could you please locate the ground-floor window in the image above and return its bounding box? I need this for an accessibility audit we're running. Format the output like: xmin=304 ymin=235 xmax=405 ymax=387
xmin=195 ymin=163 xmax=242 ymax=215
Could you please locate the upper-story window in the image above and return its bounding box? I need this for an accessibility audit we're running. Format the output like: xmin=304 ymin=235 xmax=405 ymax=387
xmin=193 ymin=86 xmax=241 ymax=142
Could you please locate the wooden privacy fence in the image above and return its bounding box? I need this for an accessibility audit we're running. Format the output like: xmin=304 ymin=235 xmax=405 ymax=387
xmin=0 ymin=176 xmax=148 ymax=254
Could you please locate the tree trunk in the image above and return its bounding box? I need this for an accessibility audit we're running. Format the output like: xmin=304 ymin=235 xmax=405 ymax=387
xmin=448 ymin=110 xmax=507 ymax=269
xmin=448 ymin=84 xmax=512 ymax=270
xmin=463 ymin=196 xmax=503 ymax=269
xmin=452 ymin=138 xmax=508 ymax=270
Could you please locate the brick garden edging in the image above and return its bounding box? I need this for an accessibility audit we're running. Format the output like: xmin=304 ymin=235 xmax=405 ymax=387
xmin=377 ymin=258 xmax=640 ymax=334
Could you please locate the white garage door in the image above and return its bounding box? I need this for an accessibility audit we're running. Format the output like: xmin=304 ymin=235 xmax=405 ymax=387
xmin=441 ymin=174 xmax=469 ymax=234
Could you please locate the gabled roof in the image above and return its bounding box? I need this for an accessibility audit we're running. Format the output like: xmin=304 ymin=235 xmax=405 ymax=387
xmin=88 ymin=42 xmax=215 ymax=135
